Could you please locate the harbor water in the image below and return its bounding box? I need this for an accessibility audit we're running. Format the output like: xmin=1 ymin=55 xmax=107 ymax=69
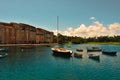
xmin=0 ymin=44 xmax=120 ymax=80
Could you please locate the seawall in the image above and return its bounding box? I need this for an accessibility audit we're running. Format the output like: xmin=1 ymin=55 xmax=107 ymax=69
xmin=0 ymin=43 xmax=57 ymax=47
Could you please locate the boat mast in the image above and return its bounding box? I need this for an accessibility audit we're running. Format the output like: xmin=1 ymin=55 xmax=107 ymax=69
xmin=57 ymin=16 xmax=59 ymax=44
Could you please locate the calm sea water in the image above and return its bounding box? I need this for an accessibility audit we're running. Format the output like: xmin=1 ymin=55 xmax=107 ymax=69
xmin=0 ymin=44 xmax=120 ymax=80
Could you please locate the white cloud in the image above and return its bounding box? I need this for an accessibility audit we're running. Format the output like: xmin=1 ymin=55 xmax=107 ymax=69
xmin=109 ymin=23 xmax=120 ymax=30
xmin=108 ymin=23 xmax=120 ymax=36
xmin=90 ymin=17 xmax=96 ymax=21
xmin=52 ymin=18 xmax=120 ymax=38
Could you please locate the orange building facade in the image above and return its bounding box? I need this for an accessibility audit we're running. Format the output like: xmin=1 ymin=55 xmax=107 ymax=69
xmin=0 ymin=22 xmax=53 ymax=44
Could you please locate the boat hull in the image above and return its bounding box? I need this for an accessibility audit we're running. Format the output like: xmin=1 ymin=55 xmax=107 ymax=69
xmin=102 ymin=51 xmax=117 ymax=55
xmin=51 ymin=48 xmax=72 ymax=57
xmin=89 ymin=54 xmax=100 ymax=60
xmin=74 ymin=52 xmax=83 ymax=58
xmin=0 ymin=53 xmax=8 ymax=58
xmin=87 ymin=47 xmax=102 ymax=52
xmin=76 ymin=48 xmax=83 ymax=52
xmin=52 ymin=50 xmax=72 ymax=57
xmin=87 ymin=49 xmax=102 ymax=52
xmin=89 ymin=55 xmax=99 ymax=60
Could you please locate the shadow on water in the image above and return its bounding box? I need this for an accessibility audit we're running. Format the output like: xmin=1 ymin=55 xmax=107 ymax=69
xmin=74 ymin=56 xmax=83 ymax=59
xmin=89 ymin=57 xmax=100 ymax=63
xmin=0 ymin=56 xmax=8 ymax=61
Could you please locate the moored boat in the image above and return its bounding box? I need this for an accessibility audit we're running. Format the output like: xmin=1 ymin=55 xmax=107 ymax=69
xmin=51 ymin=16 xmax=73 ymax=57
xmin=0 ymin=48 xmax=8 ymax=53
xmin=0 ymin=53 xmax=8 ymax=58
xmin=51 ymin=47 xmax=73 ymax=57
xmin=102 ymin=50 xmax=117 ymax=55
xmin=87 ymin=47 xmax=102 ymax=52
xmin=76 ymin=48 xmax=83 ymax=52
xmin=88 ymin=53 xmax=100 ymax=60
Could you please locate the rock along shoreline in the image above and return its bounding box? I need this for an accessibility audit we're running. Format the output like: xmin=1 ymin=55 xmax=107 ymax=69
xmin=0 ymin=43 xmax=57 ymax=47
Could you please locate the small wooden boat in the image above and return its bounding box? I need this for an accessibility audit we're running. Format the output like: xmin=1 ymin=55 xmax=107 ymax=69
xmin=74 ymin=52 xmax=83 ymax=58
xmin=0 ymin=48 xmax=8 ymax=53
xmin=51 ymin=17 xmax=73 ymax=57
xmin=102 ymin=50 xmax=117 ymax=55
xmin=88 ymin=53 xmax=100 ymax=60
xmin=76 ymin=48 xmax=83 ymax=52
xmin=51 ymin=47 xmax=73 ymax=57
xmin=0 ymin=53 xmax=8 ymax=58
xmin=87 ymin=47 xmax=102 ymax=52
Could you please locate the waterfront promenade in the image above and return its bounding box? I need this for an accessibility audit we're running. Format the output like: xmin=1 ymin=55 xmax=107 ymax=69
xmin=0 ymin=43 xmax=56 ymax=47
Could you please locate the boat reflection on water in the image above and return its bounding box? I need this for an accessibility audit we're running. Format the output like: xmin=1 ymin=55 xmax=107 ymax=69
xmin=0 ymin=48 xmax=8 ymax=58
xmin=20 ymin=45 xmax=35 ymax=49
xmin=89 ymin=55 xmax=100 ymax=62
xmin=52 ymin=52 xmax=72 ymax=60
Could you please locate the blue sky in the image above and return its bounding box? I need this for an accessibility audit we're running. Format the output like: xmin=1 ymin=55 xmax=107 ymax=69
xmin=0 ymin=0 xmax=120 ymax=37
